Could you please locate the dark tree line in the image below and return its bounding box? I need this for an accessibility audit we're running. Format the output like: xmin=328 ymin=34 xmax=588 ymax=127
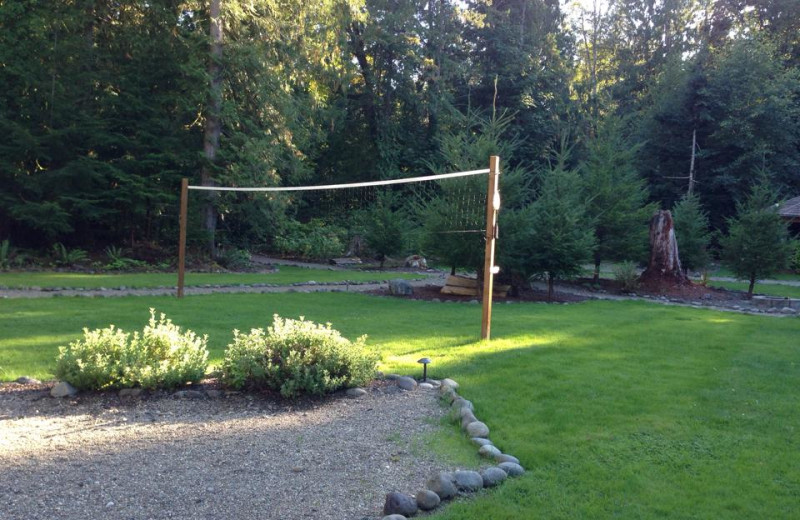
xmin=1 ymin=0 xmax=798 ymax=268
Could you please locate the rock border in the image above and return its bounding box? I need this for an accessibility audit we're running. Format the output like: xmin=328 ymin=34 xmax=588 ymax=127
xmin=380 ymin=377 xmax=525 ymax=519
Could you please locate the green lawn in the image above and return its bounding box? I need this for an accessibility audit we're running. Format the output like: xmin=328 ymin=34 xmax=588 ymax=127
xmin=0 ymin=266 xmax=422 ymax=289
xmin=708 ymin=280 xmax=800 ymax=299
xmin=1 ymin=293 xmax=798 ymax=519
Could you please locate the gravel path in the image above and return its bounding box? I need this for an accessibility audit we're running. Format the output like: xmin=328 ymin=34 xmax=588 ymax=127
xmin=0 ymin=382 xmax=449 ymax=520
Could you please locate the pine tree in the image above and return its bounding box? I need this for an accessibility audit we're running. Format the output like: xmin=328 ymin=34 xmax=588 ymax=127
xmin=672 ymin=192 xmax=711 ymax=275
xmin=508 ymin=151 xmax=595 ymax=301
xmin=580 ymin=117 xmax=656 ymax=281
xmin=720 ymin=177 xmax=793 ymax=298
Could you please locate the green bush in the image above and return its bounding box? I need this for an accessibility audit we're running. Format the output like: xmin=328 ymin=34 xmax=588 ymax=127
xmin=613 ymin=261 xmax=640 ymax=292
xmin=55 ymin=309 xmax=208 ymax=390
xmin=791 ymin=242 xmax=800 ymax=274
xmin=218 ymin=248 xmax=251 ymax=270
xmin=221 ymin=315 xmax=378 ymax=398
xmin=274 ymin=219 xmax=346 ymax=260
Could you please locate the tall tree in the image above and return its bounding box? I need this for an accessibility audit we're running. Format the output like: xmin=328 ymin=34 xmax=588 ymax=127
xmin=720 ymin=175 xmax=794 ymax=298
xmin=580 ymin=117 xmax=656 ymax=281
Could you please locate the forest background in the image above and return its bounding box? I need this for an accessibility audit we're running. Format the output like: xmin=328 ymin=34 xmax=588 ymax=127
xmin=1 ymin=0 xmax=798 ymax=271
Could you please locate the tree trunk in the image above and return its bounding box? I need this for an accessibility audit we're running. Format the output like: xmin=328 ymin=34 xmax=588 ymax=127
xmin=547 ymin=274 xmax=554 ymax=302
xmin=593 ymin=257 xmax=601 ymax=283
xmin=747 ymin=273 xmax=756 ymax=299
xmin=201 ymin=0 xmax=223 ymax=259
xmin=639 ymin=210 xmax=688 ymax=285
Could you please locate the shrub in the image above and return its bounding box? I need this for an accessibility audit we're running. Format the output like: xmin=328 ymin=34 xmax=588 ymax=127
xmin=792 ymin=242 xmax=800 ymax=274
xmin=221 ymin=315 xmax=378 ymax=398
xmin=55 ymin=309 xmax=208 ymax=390
xmin=613 ymin=261 xmax=640 ymax=292
xmin=274 ymin=219 xmax=346 ymax=260
xmin=218 ymin=248 xmax=251 ymax=270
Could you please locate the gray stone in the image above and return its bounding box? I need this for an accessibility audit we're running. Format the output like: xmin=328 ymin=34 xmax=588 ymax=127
xmin=206 ymin=389 xmax=223 ymax=399
xmin=118 ymin=388 xmax=142 ymax=398
xmin=383 ymin=492 xmax=417 ymax=517
xmin=453 ymin=470 xmax=484 ymax=493
xmin=415 ymin=489 xmax=441 ymax=511
xmin=50 ymin=381 xmax=78 ymax=398
xmin=385 ymin=373 xmax=402 ymax=380
xmin=466 ymin=421 xmax=490 ymax=438
xmin=451 ymin=398 xmax=473 ymax=412
xmin=441 ymin=378 xmax=459 ymax=390
xmin=396 ymin=376 xmax=418 ymax=391
xmin=346 ymin=387 xmax=368 ymax=398
xmin=173 ymin=390 xmax=204 ymax=399
xmin=439 ymin=388 xmax=458 ymax=404
xmin=15 ymin=376 xmax=40 ymax=385
xmin=495 ymin=453 xmax=520 ymax=464
xmin=460 ymin=411 xmax=478 ymax=428
xmin=471 ymin=437 xmax=494 ymax=447
xmin=382 ymin=516 xmax=408 ymax=520
xmin=389 ymin=279 xmax=414 ymax=296
xmin=481 ymin=467 xmax=508 ymax=487
xmin=426 ymin=472 xmax=457 ymax=500
xmin=427 ymin=379 xmax=442 ymax=388
xmin=479 ymin=444 xmax=502 ymax=458
xmin=498 ymin=462 xmax=525 ymax=477
xmin=418 ymin=382 xmax=434 ymax=390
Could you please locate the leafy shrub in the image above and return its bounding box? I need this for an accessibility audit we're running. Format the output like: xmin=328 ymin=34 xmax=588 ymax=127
xmin=613 ymin=261 xmax=640 ymax=292
xmin=0 ymin=239 xmax=9 ymax=269
xmin=274 ymin=219 xmax=346 ymax=260
xmin=55 ymin=309 xmax=208 ymax=390
xmin=52 ymin=242 xmax=88 ymax=266
xmin=792 ymin=242 xmax=800 ymax=274
xmin=221 ymin=315 xmax=378 ymax=398
xmin=218 ymin=248 xmax=251 ymax=270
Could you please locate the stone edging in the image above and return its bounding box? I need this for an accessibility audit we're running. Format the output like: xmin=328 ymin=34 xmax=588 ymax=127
xmin=377 ymin=377 xmax=525 ymax=519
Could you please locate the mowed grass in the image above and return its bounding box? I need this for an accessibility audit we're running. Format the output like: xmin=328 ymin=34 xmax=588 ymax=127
xmin=708 ymin=280 xmax=800 ymax=299
xmin=1 ymin=293 xmax=798 ymax=518
xmin=0 ymin=266 xmax=422 ymax=289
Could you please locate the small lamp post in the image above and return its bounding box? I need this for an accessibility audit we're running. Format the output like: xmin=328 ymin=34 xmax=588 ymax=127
xmin=417 ymin=357 xmax=431 ymax=382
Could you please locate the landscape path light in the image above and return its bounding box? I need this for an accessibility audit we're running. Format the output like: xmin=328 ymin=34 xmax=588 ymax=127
xmin=417 ymin=357 xmax=431 ymax=382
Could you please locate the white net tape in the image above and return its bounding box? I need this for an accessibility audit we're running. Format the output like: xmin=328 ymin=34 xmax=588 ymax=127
xmin=187 ymin=168 xmax=490 ymax=192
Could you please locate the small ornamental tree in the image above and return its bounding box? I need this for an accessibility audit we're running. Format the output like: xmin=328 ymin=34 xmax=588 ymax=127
xmin=672 ymin=193 xmax=711 ymax=275
xmin=509 ymin=153 xmax=596 ymax=300
xmin=362 ymin=192 xmax=407 ymax=269
xmin=720 ymin=178 xmax=793 ymax=298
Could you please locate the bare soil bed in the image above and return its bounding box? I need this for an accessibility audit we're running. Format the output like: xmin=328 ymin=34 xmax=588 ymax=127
xmin=0 ymin=379 xmax=449 ymax=520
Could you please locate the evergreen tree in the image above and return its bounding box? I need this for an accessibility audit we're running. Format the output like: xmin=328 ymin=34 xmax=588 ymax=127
xmin=671 ymin=192 xmax=711 ymax=275
xmin=507 ymin=150 xmax=595 ymax=300
xmin=720 ymin=176 xmax=794 ymax=298
xmin=580 ymin=118 xmax=656 ymax=281
xmin=362 ymin=192 xmax=407 ymax=269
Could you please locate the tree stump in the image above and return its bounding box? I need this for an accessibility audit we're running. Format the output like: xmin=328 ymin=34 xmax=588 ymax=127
xmin=639 ymin=210 xmax=689 ymax=285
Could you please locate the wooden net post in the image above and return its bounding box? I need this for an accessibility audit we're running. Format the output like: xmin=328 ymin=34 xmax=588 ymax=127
xmin=481 ymin=156 xmax=500 ymax=340
xmin=177 ymin=177 xmax=188 ymax=298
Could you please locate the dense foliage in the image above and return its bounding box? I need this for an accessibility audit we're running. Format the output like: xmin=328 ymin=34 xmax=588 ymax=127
xmin=0 ymin=0 xmax=797 ymax=273
xmin=221 ymin=315 xmax=378 ymax=397
xmin=55 ymin=309 xmax=209 ymax=390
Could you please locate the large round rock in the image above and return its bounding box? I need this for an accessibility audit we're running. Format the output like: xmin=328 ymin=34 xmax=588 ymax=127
xmin=453 ymin=470 xmax=483 ymax=493
xmin=481 ymin=467 xmax=508 ymax=487
xmin=498 ymin=462 xmax=525 ymax=477
xmin=426 ymin=472 xmax=457 ymax=500
xmin=384 ymin=492 xmax=418 ymax=517
xmin=465 ymin=421 xmax=490 ymax=438
xmin=479 ymin=444 xmax=502 ymax=458
xmin=460 ymin=411 xmax=478 ymax=428
xmin=495 ymin=453 xmax=520 ymax=464
xmin=416 ymin=489 xmax=441 ymax=511
xmin=396 ymin=376 xmax=418 ymax=391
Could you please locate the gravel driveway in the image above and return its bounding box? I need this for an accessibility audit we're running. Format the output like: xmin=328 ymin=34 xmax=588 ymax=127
xmin=0 ymin=382 xmax=449 ymax=520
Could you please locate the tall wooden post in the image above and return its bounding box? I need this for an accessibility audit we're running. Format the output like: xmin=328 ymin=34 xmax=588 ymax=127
xmin=177 ymin=178 xmax=188 ymax=298
xmin=481 ymin=156 xmax=500 ymax=340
